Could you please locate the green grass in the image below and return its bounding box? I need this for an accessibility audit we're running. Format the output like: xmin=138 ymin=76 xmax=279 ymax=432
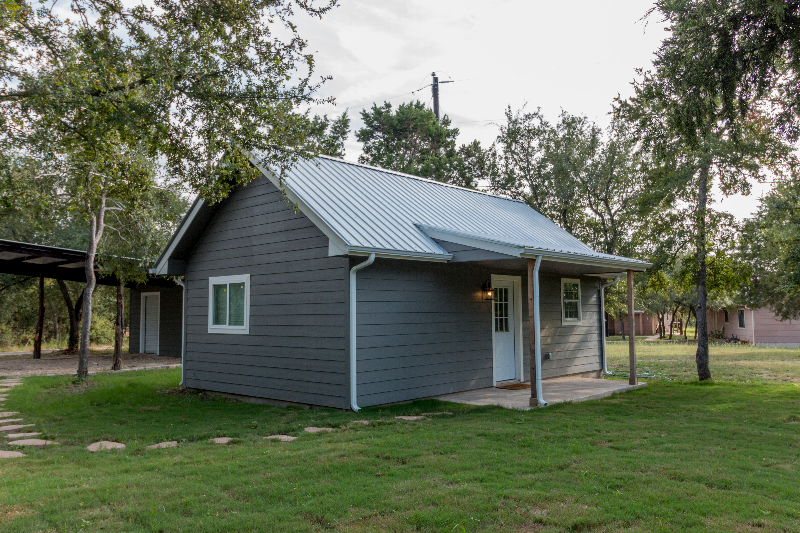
xmin=1 ymin=355 xmax=800 ymax=531
xmin=607 ymin=341 xmax=800 ymax=383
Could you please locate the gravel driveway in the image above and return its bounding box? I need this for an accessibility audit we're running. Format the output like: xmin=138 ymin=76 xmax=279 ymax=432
xmin=0 ymin=352 xmax=180 ymax=377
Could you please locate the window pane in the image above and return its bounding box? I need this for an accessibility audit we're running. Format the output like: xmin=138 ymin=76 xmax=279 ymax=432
xmin=213 ymin=284 xmax=228 ymax=325
xmin=229 ymin=282 xmax=246 ymax=326
xmin=563 ymin=283 xmax=579 ymax=300
xmin=738 ymin=310 xmax=745 ymax=328
xmin=564 ymin=301 xmax=579 ymax=320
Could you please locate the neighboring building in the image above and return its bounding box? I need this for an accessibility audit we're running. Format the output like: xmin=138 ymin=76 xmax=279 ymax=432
xmin=709 ymin=307 xmax=800 ymax=347
xmin=131 ymin=155 xmax=649 ymax=409
xmin=606 ymin=311 xmax=663 ymax=337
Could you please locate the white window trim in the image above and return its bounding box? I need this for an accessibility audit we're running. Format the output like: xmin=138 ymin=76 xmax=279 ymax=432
xmin=208 ymin=274 xmax=251 ymax=334
xmin=561 ymin=278 xmax=583 ymax=325
xmin=139 ymin=292 xmax=160 ymax=355
xmin=737 ymin=308 xmax=746 ymax=330
xmin=491 ymin=274 xmax=524 ymax=384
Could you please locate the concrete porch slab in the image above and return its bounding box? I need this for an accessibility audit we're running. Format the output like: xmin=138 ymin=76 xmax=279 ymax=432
xmin=436 ymin=377 xmax=647 ymax=410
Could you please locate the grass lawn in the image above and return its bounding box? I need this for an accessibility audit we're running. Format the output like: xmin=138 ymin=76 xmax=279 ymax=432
xmin=1 ymin=349 xmax=800 ymax=532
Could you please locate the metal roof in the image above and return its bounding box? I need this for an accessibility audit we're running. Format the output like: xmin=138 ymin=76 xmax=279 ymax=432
xmin=248 ymin=154 xmax=650 ymax=270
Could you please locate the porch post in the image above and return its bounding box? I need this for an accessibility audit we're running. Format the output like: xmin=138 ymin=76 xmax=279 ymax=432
xmin=528 ymin=259 xmax=537 ymax=405
xmin=528 ymin=256 xmax=546 ymax=407
xmin=627 ymin=269 xmax=637 ymax=385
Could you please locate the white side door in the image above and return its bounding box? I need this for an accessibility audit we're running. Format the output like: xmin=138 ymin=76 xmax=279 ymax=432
xmin=493 ymin=282 xmax=515 ymax=381
xmin=141 ymin=293 xmax=160 ymax=355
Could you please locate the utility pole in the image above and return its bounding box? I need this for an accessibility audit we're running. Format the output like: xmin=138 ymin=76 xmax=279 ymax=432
xmin=431 ymin=72 xmax=452 ymax=121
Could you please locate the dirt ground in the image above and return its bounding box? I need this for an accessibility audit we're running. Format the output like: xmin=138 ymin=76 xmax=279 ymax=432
xmin=0 ymin=351 xmax=180 ymax=377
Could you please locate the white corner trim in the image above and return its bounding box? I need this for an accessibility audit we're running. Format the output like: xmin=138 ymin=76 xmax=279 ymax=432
xmin=207 ymin=274 xmax=250 ymax=335
xmin=561 ymin=278 xmax=583 ymax=326
xmin=491 ymin=274 xmax=524 ymax=384
xmin=139 ymin=292 xmax=160 ymax=355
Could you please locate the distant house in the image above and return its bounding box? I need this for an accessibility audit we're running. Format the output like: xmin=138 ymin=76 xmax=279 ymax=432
xmin=129 ymin=155 xmax=649 ymax=409
xmin=709 ymin=307 xmax=800 ymax=347
xmin=607 ymin=311 xmax=663 ymax=337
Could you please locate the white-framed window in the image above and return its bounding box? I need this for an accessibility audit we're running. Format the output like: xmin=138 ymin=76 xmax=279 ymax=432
xmin=208 ymin=274 xmax=250 ymax=334
xmin=561 ymin=278 xmax=582 ymax=325
xmin=738 ymin=309 xmax=746 ymax=329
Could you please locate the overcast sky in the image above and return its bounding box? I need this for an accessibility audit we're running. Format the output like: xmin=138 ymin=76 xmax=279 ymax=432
xmin=297 ymin=0 xmax=772 ymax=220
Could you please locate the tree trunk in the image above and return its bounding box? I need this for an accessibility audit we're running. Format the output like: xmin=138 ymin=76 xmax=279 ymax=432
xmin=618 ymin=312 xmax=626 ymax=340
xmin=57 ymin=279 xmax=80 ymax=352
xmin=77 ymin=195 xmax=107 ymax=380
xmin=33 ymin=273 xmax=45 ymax=359
xmin=695 ymin=163 xmax=712 ymax=380
xmin=49 ymin=300 xmax=60 ymax=342
xmin=112 ymin=279 xmax=124 ymax=371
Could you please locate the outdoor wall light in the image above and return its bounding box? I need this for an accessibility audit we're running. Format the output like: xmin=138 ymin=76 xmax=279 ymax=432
xmin=482 ymin=279 xmax=494 ymax=301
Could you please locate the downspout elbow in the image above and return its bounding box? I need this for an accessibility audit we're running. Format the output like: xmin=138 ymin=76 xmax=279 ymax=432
xmin=349 ymin=253 xmax=376 ymax=412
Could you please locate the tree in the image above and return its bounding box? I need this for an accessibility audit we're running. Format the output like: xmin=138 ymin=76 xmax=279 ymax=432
xmin=617 ymin=2 xmax=796 ymax=380
xmin=740 ymin=178 xmax=800 ymax=320
xmin=308 ymin=112 xmax=351 ymax=158
xmin=356 ymin=101 xmax=460 ymax=181
xmin=2 ymin=0 xmax=336 ymax=379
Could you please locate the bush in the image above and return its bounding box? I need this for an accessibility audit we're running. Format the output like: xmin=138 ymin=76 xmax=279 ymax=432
xmin=89 ymin=314 xmax=116 ymax=345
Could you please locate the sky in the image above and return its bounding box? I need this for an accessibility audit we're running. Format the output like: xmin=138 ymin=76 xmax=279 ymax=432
xmin=296 ymin=0 xmax=773 ymax=220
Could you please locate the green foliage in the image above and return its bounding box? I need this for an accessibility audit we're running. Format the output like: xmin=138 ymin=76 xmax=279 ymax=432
xmin=356 ymin=101 xmax=460 ymax=182
xmin=308 ymin=112 xmax=351 ymax=158
xmin=489 ymin=106 xmax=657 ymax=257
xmin=739 ymin=177 xmax=800 ymax=319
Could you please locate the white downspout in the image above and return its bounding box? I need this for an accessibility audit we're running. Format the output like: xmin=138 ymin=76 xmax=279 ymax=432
xmin=173 ymin=277 xmax=186 ymax=386
xmin=532 ymin=255 xmax=547 ymax=406
xmin=349 ymin=253 xmax=375 ymax=411
xmin=599 ymin=276 xmax=621 ymax=375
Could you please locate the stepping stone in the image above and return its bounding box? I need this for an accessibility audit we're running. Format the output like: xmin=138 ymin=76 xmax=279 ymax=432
xmin=0 ymin=398 xmax=7 ymax=402
xmin=211 ymin=437 xmax=232 ymax=444
xmin=421 ymin=412 xmax=452 ymax=416
xmin=395 ymin=416 xmax=425 ymax=421
xmin=0 ymin=450 xmax=26 ymax=458
xmin=304 ymin=427 xmax=333 ymax=433
xmin=0 ymin=418 xmax=23 ymax=424
xmin=352 ymin=420 xmax=369 ymax=425
xmin=5 ymin=432 xmax=40 ymax=439
xmin=8 ymin=439 xmax=58 ymax=447
xmin=0 ymin=412 xmax=19 ymax=417
xmin=265 ymin=435 xmax=297 ymax=442
xmin=87 ymin=441 xmax=126 ymax=452
xmin=146 ymin=441 xmax=177 ymax=449
xmin=0 ymin=424 xmax=35 ymax=432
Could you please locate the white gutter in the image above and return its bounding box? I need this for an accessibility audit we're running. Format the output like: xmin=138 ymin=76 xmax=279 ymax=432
xmin=599 ymin=276 xmax=621 ymax=375
xmin=532 ymin=255 xmax=547 ymax=407
xmin=349 ymin=253 xmax=376 ymax=411
xmin=173 ymin=277 xmax=186 ymax=386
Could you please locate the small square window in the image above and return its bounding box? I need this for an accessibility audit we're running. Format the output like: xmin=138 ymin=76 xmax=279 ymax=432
xmin=561 ymin=279 xmax=582 ymax=325
xmin=738 ymin=309 xmax=746 ymax=329
xmin=208 ymin=275 xmax=250 ymax=334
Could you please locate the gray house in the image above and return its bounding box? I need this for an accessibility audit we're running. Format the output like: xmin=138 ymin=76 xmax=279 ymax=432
xmin=132 ymin=155 xmax=649 ymax=410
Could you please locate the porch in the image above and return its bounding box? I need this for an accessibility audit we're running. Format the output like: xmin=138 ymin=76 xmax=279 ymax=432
xmin=436 ymin=377 xmax=646 ymax=410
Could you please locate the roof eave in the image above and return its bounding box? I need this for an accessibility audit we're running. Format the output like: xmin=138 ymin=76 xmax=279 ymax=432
xmin=521 ymin=249 xmax=651 ymax=271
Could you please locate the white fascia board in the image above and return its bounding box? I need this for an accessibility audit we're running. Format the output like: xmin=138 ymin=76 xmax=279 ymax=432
xmin=248 ymin=155 xmax=350 ymax=253
xmin=347 ymin=246 xmax=452 ymax=263
xmin=415 ymin=224 xmax=524 ymax=257
xmin=153 ymin=198 xmax=204 ymax=276
xmin=521 ymin=249 xmax=652 ymax=271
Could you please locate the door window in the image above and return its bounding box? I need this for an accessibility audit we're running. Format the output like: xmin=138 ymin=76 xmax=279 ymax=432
xmin=494 ymin=287 xmax=509 ymax=332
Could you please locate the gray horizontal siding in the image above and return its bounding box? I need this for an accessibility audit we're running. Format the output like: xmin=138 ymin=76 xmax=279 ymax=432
xmin=128 ymin=283 xmax=183 ymax=358
xmin=183 ymin=176 xmax=350 ymax=409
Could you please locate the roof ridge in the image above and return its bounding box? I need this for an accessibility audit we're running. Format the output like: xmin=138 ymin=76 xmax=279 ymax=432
xmin=314 ymin=154 xmax=525 ymax=203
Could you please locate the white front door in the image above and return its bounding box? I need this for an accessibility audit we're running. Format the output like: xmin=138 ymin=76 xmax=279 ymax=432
xmin=493 ymin=282 xmax=516 ymax=381
xmin=141 ymin=293 xmax=160 ymax=355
